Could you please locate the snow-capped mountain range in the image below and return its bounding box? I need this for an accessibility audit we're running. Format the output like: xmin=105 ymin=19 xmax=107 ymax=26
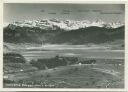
xmin=6 ymin=19 xmax=124 ymax=31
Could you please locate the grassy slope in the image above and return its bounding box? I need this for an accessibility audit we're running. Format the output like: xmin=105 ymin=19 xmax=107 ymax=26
xmin=4 ymin=63 xmax=124 ymax=88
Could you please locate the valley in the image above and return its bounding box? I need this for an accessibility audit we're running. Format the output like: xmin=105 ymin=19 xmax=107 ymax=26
xmin=3 ymin=18 xmax=125 ymax=88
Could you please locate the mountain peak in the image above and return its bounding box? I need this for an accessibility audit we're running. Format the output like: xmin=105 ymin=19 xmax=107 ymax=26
xmin=7 ymin=19 xmax=124 ymax=30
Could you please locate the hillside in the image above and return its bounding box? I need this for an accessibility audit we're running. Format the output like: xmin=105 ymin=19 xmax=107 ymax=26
xmin=3 ymin=25 xmax=124 ymax=45
xmin=50 ymin=26 xmax=124 ymax=44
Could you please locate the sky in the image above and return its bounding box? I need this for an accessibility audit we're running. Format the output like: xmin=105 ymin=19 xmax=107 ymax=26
xmin=4 ymin=3 xmax=125 ymax=24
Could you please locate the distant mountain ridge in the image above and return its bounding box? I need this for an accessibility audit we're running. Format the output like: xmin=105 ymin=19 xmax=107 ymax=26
xmin=5 ymin=19 xmax=124 ymax=31
xmin=4 ymin=22 xmax=124 ymax=44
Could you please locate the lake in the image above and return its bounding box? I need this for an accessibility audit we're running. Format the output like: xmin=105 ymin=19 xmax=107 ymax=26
xmin=20 ymin=45 xmax=124 ymax=60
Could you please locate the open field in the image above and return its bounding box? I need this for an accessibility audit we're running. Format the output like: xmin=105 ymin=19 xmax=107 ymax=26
xmin=4 ymin=62 xmax=124 ymax=88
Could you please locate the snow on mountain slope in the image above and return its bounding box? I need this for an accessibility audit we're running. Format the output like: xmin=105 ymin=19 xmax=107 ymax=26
xmin=7 ymin=19 xmax=124 ymax=31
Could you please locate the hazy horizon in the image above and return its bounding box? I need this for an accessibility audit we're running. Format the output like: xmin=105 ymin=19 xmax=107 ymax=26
xmin=4 ymin=3 xmax=125 ymax=24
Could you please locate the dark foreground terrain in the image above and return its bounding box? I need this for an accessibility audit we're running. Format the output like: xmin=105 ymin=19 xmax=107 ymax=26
xmin=3 ymin=50 xmax=124 ymax=88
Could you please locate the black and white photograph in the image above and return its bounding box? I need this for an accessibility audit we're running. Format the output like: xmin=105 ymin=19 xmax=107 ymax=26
xmin=3 ymin=3 xmax=125 ymax=88
xmin=0 ymin=91 xmax=127 ymax=92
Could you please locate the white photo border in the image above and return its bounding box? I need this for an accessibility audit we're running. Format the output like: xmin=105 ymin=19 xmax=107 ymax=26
xmin=0 ymin=0 xmax=128 ymax=91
